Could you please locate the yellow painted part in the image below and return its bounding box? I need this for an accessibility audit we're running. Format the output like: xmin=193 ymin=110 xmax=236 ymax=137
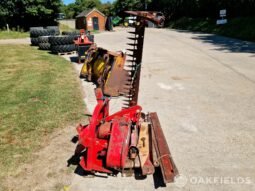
xmin=80 ymin=51 xmax=125 ymax=84
xmin=80 ymin=62 xmax=88 ymax=76
xmin=93 ymin=57 xmax=106 ymax=78
xmin=62 ymin=185 xmax=70 ymax=191
xmin=124 ymin=22 xmax=129 ymax=27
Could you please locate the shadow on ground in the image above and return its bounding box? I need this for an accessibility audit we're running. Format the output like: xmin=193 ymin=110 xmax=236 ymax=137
xmin=67 ymin=144 xmax=167 ymax=189
xmin=70 ymin=56 xmax=78 ymax=63
xmin=192 ymin=34 xmax=255 ymax=54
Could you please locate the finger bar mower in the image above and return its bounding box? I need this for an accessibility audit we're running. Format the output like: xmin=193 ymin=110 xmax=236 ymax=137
xmin=71 ymin=11 xmax=178 ymax=186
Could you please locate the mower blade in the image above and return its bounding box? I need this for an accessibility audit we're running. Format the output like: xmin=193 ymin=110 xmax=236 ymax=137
xmin=127 ymin=43 xmax=138 ymax=47
xmin=149 ymin=112 xmax=178 ymax=184
xmin=127 ymin=37 xmax=138 ymax=41
xmin=128 ymin=31 xmax=137 ymax=35
xmin=126 ymin=59 xmax=136 ymax=62
xmin=127 ymin=48 xmax=138 ymax=52
xmin=127 ymin=54 xmax=135 ymax=57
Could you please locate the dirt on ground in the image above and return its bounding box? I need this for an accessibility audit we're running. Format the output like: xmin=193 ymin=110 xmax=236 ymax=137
xmin=2 ymin=126 xmax=78 ymax=191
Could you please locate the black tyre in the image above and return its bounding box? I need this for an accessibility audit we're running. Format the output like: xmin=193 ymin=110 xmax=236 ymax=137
xmin=46 ymin=26 xmax=59 ymax=30
xmin=46 ymin=26 xmax=60 ymax=35
xmin=39 ymin=43 xmax=51 ymax=50
xmin=31 ymin=38 xmax=40 ymax=46
xmin=51 ymin=44 xmax=76 ymax=54
xmin=30 ymin=29 xmax=55 ymax=38
xmin=49 ymin=36 xmax=78 ymax=46
xmin=38 ymin=36 xmax=50 ymax=43
xmin=62 ymin=31 xmax=80 ymax=36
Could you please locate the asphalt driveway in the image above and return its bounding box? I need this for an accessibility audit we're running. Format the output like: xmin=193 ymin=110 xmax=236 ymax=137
xmin=69 ymin=27 xmax=255 ymax=191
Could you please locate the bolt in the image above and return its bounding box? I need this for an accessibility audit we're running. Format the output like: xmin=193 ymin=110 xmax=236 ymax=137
xmin=141 ymin=137 xmax=146 ymax=147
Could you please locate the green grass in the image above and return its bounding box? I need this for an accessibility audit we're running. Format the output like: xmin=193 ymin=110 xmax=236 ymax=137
xmin=0 ymin=31 xmax=29 ymax=39
xmin=0 ymin=45 xmax=84 ymax=180
xmin=167 ymin=17 xmax=255 ymax=42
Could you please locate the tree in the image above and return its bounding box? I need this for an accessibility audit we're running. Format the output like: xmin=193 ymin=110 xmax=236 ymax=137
xmin=148 ymin=0 xmax=182 ymax=20
xmin=62 ymin=0 xmax=107 ymax=19
xmin=101 ymin=2 xmax=115 ymax=16
xmin=75 ymin=0 xmax=102 ymax=11
xmin=147 ymin=0 xmax=255 ymax=20
xmin=0 ymin=0 xmax=62 ymax=29
xmin=61 ymin=3 xmax=77 ymax=19
xmin=113 ymin=0 xmax=144 ymax=17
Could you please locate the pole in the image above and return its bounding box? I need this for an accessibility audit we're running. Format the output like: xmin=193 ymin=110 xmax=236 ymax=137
xmin=7 ymin=24 xmax=10 ymax=33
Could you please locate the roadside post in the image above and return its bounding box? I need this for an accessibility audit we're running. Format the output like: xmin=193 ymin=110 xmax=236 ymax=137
xmin=7 ymin=24 xmax=10 ymax=33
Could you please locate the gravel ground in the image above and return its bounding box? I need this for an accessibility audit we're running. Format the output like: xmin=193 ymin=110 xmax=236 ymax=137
xmin=65 ymin=27 xmax=255 ymax=191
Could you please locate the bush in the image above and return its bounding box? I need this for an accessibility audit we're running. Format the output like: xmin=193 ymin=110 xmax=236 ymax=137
xmin=167 ymin=17 xmax=255 ymax=42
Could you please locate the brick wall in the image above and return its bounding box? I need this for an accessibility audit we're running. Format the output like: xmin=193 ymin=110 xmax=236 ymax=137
xmin=86 ymin=11 xmax=106 ymax=31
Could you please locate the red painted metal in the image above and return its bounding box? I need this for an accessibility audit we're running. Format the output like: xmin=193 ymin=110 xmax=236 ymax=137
xmin=74 ymin=29 xmax=94 ymax=64
xmin=74 ymin=29 xmax=93 ymax=46
xmin=73 ymin=11 xmax=178 ymax=186
xmin=76 ymin=88 xmax=143 ymax=173
xmin=106 ymin=116 xmax=130 ymax=168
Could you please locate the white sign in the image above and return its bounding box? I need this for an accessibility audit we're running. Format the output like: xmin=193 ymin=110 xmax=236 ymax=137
xmin=216 ymin=19 xmax=227 ymax=25
xmin=87 ymin=18 xmax=92 ymax=26
xmin=220 ymin=9 xmax=227 ymax=17
xmin=217 ymin=9 xmax=227 ymax=25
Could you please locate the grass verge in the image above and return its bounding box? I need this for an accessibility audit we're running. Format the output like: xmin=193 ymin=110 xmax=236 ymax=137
xmin=0 ymin=31 xmax=29 ymax=39
xmin=167 ymin=17 xmax=255 ymax=42
xmin=0 ymin=45 xmax=84 ymax=182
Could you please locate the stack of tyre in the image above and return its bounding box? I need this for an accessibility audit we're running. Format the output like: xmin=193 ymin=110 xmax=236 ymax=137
xmin=30 ymin=26 xmax=60 ymax=51
xmin=49 ymin=31 xmax=80 ymax=54
xmin=49 ymin=31 xmax=95 ymax=54
xmin=30 ymin=28 xmax=95 ymax=54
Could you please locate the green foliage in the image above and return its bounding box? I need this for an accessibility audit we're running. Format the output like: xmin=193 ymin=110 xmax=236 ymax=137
xmin=101 ymin=2 xmax=115 ymax=16
xmin=167 ymin=17 xmax=255 ymax=42
xmin=61 ymin=3 xmax=77 ymax=19
xmin=62 ymin=0 xmax=114 ymax=19
xmin=148 ymin=0 xmax=181 ymax=19
xmin=75 ymin=0 xmax=102 ymax=10
xmin=148 ymin=0 xmax=255 ymax=20
xmin=0 ymin=0 xmax=62 ymax=29
xmin=62 ymin=0 xmax=147 ymax=19
xmin=113 ymin=0 xmax=145 ymax=16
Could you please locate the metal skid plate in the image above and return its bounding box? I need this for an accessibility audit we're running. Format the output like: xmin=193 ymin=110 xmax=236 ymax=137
xmin=149 ymin=112 xmax=179 ymax=183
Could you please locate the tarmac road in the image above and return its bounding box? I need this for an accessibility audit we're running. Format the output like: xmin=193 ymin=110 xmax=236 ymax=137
xmin=69 ymin=28 xmax=255 ymax=191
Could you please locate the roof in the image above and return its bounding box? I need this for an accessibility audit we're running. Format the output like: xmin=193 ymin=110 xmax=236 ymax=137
xmin=76 ymin=8 xmax=105 ymax=18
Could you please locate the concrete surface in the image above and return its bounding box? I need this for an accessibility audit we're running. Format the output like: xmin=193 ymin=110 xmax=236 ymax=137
xmin=58 ymin=19 xmax=76 ymax=29
xmin=67 ymin=28 xmax=255 ymax=191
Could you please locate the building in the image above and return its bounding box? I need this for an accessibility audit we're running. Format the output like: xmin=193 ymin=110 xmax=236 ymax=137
xmin=76 ymin=8 xmax=106 ymax=31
